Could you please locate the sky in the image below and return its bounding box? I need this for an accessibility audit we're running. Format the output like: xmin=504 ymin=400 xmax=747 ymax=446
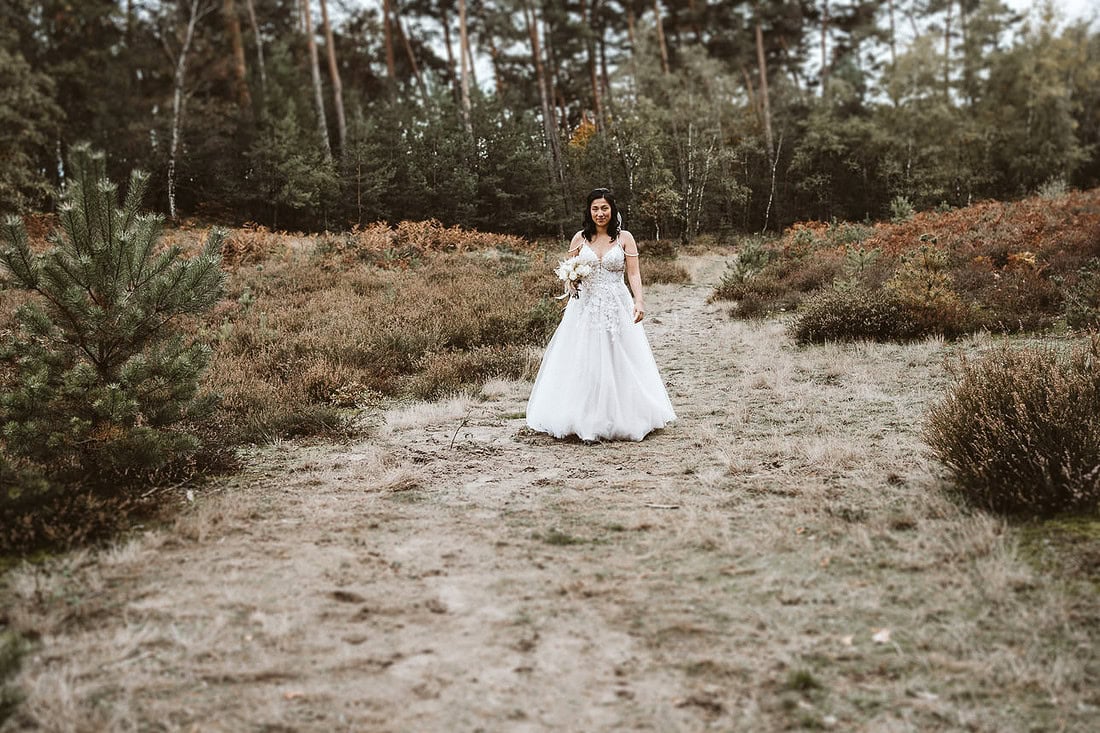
xmin=1004 ymin=0 xmax=1098 ymax=25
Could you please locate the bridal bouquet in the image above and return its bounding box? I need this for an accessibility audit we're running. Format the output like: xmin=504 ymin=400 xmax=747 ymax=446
xmin=555 ymin=256 xmax=593 ymax=299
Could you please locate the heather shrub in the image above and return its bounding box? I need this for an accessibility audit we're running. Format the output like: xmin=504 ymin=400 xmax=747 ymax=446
xmin=1064 ymin=259 xmax=1100 ymax=330
xmin=203 ymin=246 xmax=560 ymax=441
xmin=640 ymin=238 xmax=677 ymax=259
xmin=220 ymin=224 xmax=286 ymax=267
xmin=971 ymin=266 xmax=1061 ymax=333
xmin=924 ymin=338 xmax=1100 ymax=515
xmin=884 ymin=244 xmax=973 ymax=337
xmin=0 ymin=630 xmax=27 ymax=726
xmin=789 ymin=286 xmax=916 ymax=344
xmin=407 ymin=344 xmax=534 ymax=400
xmin=759 ymin=189 xmax=1100 ymax=341
xmin=644 ymin=258 xmax=691 ymax=284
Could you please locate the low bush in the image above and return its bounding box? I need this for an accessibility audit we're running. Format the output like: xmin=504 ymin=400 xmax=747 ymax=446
xmin=0 ymin=630 xmax=27 ymax=726
xmin=924 ymin=338 xmax=1100 ymax=515
xmin=406 ymin=344 xmax=535 ymax=400
xmin=788 ymin=286 xmax=916 ymax=344
xmin=202 ymin=249 xmax=560 ymax=442
xmin=1062 ymin=259 xmax=1100 ymax=331
xmin=644 ymin=258 xmax=691 ymax=284
xmin=639 ymin=238 xmax=677 ymax=259
xmin=727 ymin=188 xmax=1100 ymax=340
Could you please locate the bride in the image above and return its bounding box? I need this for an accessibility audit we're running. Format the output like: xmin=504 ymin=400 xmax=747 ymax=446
xmin=526 ymin=188 xmax=676 ymax=441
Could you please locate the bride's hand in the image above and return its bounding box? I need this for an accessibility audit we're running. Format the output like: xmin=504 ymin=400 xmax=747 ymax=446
xmin=633 ymin=302 xmax=645 ymax=323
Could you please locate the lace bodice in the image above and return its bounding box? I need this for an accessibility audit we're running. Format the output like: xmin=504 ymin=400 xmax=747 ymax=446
xmin=576 ymin=240 xmax=629 ymax=338
xmin=577 ymin=241 xmax=626 ymax=274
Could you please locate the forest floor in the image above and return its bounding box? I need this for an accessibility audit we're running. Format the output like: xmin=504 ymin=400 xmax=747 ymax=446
xmin=2 ymin=254 xmax=1098 ymax=732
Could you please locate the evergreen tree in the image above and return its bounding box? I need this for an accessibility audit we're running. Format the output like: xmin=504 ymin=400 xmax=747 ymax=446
xmin=0 ymin=144 xmax=226 ymax=484
xmin=0 ymin=47 xmax=62 ymax=215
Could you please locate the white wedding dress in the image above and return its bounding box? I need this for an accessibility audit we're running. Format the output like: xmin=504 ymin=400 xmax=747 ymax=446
xmin=526 ymin=236 xmax=676 ymax=441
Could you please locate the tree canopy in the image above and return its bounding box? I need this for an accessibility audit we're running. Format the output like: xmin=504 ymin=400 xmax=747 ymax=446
xmin=1 ymin=0 xmax=1098 ymax=239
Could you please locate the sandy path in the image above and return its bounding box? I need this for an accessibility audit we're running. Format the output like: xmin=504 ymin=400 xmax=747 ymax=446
xmin=4 ymin=255 xmax=1097 ymax=732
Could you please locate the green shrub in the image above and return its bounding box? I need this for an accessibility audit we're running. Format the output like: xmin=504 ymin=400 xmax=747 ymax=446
xmin=712 ymin=241 xmax=776 ymax=301
xmin=0 ymin=631 xmax=28 ymax=726
xmin=889 ymin=195 xmax=915 ymax=223
xmin=924 ymin=338 xmax=1100 ymax=515
xmin=0 ymin=144 xmax=225 ymax=488
xmin=789 ymin=286 xmax=917 ymax=344
xmin=1063 ymin=259 xmax=1100 ymax=330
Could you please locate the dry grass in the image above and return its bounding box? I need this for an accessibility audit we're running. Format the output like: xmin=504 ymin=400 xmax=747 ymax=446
xmin=196 ymin=232 xmax=560 ymax=443
xmin=1 ymin=255 xmax=1097 ymax=731
xmin=715 ymin=188 xmax=1100 ymax=338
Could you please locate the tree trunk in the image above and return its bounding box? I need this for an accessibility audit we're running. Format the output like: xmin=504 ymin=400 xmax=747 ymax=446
xmin=599 ymin=34 xmax=611 ymax=112
xmin=755 ymin=19 xmax=773 ymax=160
xmin=653 ymin=0 xmax=670 ymax=74
xmin=300 ymin=0 xmax=332 ymax=159
xmin=755 ymin=14 xmax=777 ymax=232
xmin=943 ymin=0 xmax=952 ymax=99
xmin=465 ymin=23 xmax=479 ymax=91
xmin=223 ymin=0 xmax=252 ymax=112
xmin=487 ymin=33 xmax=504 ymax=97
xmin=382 ymin=0 xmax=396 ymax=82
xmin=458 ymin=0 xmax=472 ymax=133
xmin=887 ymin=0 xmax=897 ymax=66
xmin=582 ymin=0 xmax=604 ymax=129
xmin=523 ymin=1 xmax=563 ymax=201
xmin=394 ymin=9 xmax=428 ymax=101
xmin=167 ymin=0 xmax=212 ymax=221
xmin=442 ymin=9 xmax=464 ymax=105
xmin=626 ymin=4 xmax=639 ymax=87
xmin=243 ymin=0 xmax=267 ymax=95
xmin=820 ymin=0 xmax=829 ymax=95
xmin=318 ymin=0 xmax=346 ymax=151
xmin=687 ymin=0 xmax=703 ymax=44
xmin=543 ymin=14 xmax=566 ymax=132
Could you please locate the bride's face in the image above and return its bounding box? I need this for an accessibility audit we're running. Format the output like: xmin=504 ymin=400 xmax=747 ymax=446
xmin=590 ymin=198 xmax=611 ymax=229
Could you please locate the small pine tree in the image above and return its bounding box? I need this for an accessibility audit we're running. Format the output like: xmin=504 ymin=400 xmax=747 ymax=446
xmin=0 ymin=144 xmax=226 ymax=484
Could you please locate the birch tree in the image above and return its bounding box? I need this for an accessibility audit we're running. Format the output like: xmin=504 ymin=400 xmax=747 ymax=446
xmin=158 ymin=0 xmax=219 ymax=221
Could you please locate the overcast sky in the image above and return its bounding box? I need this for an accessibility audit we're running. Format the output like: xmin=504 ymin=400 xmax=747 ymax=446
xmin=1004 ymin=0 xmax=1098 ymax=25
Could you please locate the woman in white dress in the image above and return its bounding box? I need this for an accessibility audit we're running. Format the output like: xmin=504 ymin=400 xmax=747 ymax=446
xmin=526 ymin=188 xmax=677 ymax=441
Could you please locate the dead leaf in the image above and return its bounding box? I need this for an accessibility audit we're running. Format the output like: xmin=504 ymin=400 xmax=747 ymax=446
xmin=872 ymin=628 xmax=892 ymax=644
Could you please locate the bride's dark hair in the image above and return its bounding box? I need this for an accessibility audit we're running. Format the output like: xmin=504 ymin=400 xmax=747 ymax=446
xmin=582 ymin=188 xmax=621 ymax=242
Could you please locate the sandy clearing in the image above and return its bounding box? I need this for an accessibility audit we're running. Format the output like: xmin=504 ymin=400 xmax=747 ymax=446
xmin=2 ymin=254 xmax=1097 ymax=732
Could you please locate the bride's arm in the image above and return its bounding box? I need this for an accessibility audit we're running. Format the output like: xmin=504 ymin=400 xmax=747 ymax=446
xmin=621 ymin=231 xmax=645 ymax=322
xmin=567 ymin=231 xmax=584 ymax=256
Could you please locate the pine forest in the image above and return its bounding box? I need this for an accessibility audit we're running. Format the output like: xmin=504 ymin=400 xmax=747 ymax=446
xmin=2 ymin=0 xmax=1098 ymax=238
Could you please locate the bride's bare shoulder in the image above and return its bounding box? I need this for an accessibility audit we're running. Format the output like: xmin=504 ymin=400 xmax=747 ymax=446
xmin=619 ymin=230 xmax=640 ymax=254
xmin=568 ymin=231 xmax=585 ymax=252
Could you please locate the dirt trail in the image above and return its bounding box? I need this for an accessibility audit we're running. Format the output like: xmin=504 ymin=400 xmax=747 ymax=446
xmin=4 ymin=255 xmax=1097 ymax=732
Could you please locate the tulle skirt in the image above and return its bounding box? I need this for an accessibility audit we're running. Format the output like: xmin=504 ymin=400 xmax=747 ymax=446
xmin=526 ymin=282 xmax=676 ymax=441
